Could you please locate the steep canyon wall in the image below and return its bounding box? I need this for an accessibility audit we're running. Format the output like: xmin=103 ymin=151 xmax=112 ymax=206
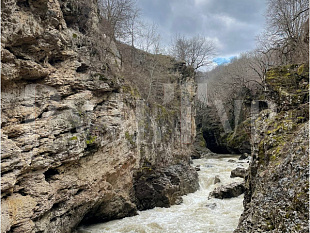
xmin=235 ymin=64 xmax=309 ymax=232
xmin=1 ymin=0 xmax=198 ymax=232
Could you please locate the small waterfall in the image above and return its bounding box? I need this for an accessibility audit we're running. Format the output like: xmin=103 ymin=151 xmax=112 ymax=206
xmin=78 ymin=155 xmax=248 ymax=233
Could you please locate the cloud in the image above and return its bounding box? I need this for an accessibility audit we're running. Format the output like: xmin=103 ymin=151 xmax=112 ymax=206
xmin=136 ymin=0 xmax=266 ymax=58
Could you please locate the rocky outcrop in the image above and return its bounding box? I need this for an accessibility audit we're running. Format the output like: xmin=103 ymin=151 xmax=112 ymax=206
xmin=134 ymin=164 xmax=199 ymax=210
xmin=230 ymin=167 xmax=247 ymax=178
xmin=209 ymin=182 xmax=245 ymax=199
xmin=1 ymin=1 xmax=198 ymax=232
xmin=235 ymin=64 xmax=309 ymax=232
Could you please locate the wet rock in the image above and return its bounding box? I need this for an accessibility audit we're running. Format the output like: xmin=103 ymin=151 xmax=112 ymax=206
xmin=209 ymin=182 xmax=245 ymax=199
xmin=239 ymin=153 xmax=249 ymax=160
xmin=80 ymin=195 xmax=138 ymax=224
xmin=195 ymin=165 xmax=201 ymax=171
xmin=206 ymin=203 xmax=217 ymax=209
xmin=228 ymin=159 xmax=236 ymax=163
xmin=214 ymin=175 xmax=221 ymax=184
xmin=174 ymin=197 xmax=183 ymax=205
xmin=230 ymin=167 xmax=247 ymax=178
xmin=134 ymin=164 xmax=199 ymax=210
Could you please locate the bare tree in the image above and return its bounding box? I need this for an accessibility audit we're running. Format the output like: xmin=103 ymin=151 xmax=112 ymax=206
xmin=265 ymin=0 xmax=309 ymax=63
xmin=171 ymin=35 xmax=216 ymax=70
xmin=136 ymin=22 xmax=161 ymax=53
xmin=98 ymin=0 xmax=139 ymax=40
xmin=125 ymin=8 xmax=141 ymax=47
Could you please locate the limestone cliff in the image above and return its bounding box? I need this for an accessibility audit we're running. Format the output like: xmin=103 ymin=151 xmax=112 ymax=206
xmin=235 ymin=64 xmax=309 ymax=232
xmin=1 ymin=0 xmax=198 ymax=232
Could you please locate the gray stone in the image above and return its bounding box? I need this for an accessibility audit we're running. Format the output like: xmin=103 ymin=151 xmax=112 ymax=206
xmin=214 ymin=175 xmax=221 ymax=184
xmin=230 ymin=167 xmax=247 ymax=178
xmin=206 ymin=203 xmax=217 ymax=209
xmin=228 ymin=159 xmax=236 ymax=163
xmin=209 ymin=182 xmax=245 ymax=199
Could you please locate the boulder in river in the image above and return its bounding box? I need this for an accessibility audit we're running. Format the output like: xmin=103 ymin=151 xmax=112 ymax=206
xmin=206 ymin=203 xmax=217 ymax=209
xmin=134 ymin=164 xmax=199 ymax=210
xmin=230 ymin=167 xmax=247 ymax=178
xmin=214 ymin=175 xmax=221 ymax=184
xmin=209 ymin=182 xmax=245 ymax=199
xmin=239 ymin=153 xmax=249 ymax=160
xmin=228 ymin=159 xmax=236 ymax=163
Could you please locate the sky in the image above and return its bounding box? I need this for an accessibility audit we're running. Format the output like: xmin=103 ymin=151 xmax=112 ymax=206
xmin=136 ymin=0 xmax=267 ymax=66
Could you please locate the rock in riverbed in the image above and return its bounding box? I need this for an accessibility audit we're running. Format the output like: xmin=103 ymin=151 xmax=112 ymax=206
xmin=209 ymin=182 xmax=245 ymax=199
xmin=214 ymin=175 xmax=221 ymax=184
xmin=238 ymin=153 xmax=249 ymax=160
xmin=134 ymin=164 xmax=199 ymax=210
xmin=206 ymin=203 xmax=217 ymax=209
xmin=228 ymin=159 xmax=236 ymax=163
xmin=230 ymin=167 xmax=247 ymax=178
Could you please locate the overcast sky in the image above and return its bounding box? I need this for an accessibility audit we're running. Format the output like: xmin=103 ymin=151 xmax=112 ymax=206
xmin=136 ymin=0 xmax=267 ymax=65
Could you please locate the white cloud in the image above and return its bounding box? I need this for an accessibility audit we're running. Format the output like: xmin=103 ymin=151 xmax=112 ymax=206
xmin=215 ymin=14 xmax=237 ymax=28
xmin=206 ymin=36 xmax=224 ymax=51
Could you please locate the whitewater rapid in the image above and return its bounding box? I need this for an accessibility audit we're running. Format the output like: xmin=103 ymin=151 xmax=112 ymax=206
xmin=78 ymin=155 xmax=248 ymax=233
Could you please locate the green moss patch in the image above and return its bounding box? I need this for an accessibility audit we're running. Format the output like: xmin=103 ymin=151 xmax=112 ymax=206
xmin=125 ymin=131 xmax=135 ymax=146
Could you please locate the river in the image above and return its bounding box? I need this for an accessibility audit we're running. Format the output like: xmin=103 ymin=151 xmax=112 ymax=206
xmin=78 ymin=155 xmax=248 ymax=233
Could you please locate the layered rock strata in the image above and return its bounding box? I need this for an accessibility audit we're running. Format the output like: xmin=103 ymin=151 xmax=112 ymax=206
xmin=1 ymin=0 xmax=198 ymax=232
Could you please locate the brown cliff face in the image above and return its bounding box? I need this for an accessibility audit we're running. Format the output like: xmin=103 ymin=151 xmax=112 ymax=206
xmin=1 ymin=1 xmax=198 ymax=232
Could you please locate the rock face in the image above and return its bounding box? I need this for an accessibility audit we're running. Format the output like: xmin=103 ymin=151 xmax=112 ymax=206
xmin=209 ymin=182 xmax=245 ymax=199
xmin=230 ymin=167 xmax=247 ymax=178
xmin=134 ymin=164 xmax=199 ymax=210
xmin=1 ymin=1 xmax=198 ymax=232
xmin=198 ymin=102 xmax=252 ymax=154
xmin=235 ymin=64 xmax=309 ymax=232
xmin=192 ymin=130 xmax=216 ymax=158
